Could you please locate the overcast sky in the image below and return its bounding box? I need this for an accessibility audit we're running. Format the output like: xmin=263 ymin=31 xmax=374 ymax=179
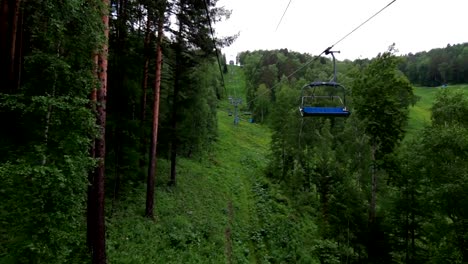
xmin=214 ymin=0 xmax=468 ymax=61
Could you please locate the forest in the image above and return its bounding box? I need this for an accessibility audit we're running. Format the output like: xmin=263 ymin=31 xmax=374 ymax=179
xmin=1 ymin=0 xmax=467 ymax=263
xmin=238 ymin=46 xmax=468 ymax=263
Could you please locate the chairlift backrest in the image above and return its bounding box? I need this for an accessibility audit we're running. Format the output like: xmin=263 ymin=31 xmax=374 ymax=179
xmin=298 ymin=50 xmax=350 ymax=117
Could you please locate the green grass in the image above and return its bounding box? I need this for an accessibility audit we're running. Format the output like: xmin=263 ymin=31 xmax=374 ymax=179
xmin=106 ymin=77 xmax=468 ymax=262
xmin=225 ymin=65 xmax=247 ymax=101
xmin=106 ymin=66 xmax=309 ymax=263
xmin=107 ymin=116 xmax=272 ymax=263
xmin=406 ymin=84 xmax=468 ymax=139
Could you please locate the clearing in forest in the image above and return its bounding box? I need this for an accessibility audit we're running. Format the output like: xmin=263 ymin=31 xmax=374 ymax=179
xmin=406 ymin=84 xmax=468 ymax=138
xmin=107 ymin=66 xmax=294 ymax=263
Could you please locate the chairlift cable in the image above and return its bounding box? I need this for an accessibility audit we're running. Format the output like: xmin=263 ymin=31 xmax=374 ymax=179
xmin=330 ymin=0 xmax=397 ymax=49
xmin=245 ymin=0 xmax=398 ymax=107
xmin=275 ymin=0 xmax=293 ymax=31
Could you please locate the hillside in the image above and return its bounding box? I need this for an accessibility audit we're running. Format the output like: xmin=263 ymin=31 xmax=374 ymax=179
xmin=3 ymin=1 xmax=467 ymax=261
xmin=106 ymin=67 xmax=314 ymax=263
xmin=105 ymin=68 xmax=468 ymax=262
xmin=406 ymin=84 xmax=468 ymax=138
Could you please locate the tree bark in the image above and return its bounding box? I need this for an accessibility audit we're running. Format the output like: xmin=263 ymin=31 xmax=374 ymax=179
xmin=0 ymin=0 xmax=23 ymax=93
xmin=88 ymin=1 xmax=109 ymax=263
xmin=170 ymin=2 xmax=185 ymax=186
xmin=87 ymin=54 xmax=99 ymax=252
xmin=139 ymin=17 xmax=151 ymax=168
xmin=111 ymin=0 xmax=128 ymax=203
xmin=145 ymin=14 xmax=164 ymax=218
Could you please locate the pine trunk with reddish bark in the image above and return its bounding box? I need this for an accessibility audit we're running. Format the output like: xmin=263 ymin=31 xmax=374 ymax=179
xmin=0 ymin=0 xmax=23 ymax=93
xmin=145 ymin=15 xmax=164 ymax=218
xmin=139 ymin=17 xmax=151 ymax=168
xmin=87 ymin=1 xmax=109 ymax=263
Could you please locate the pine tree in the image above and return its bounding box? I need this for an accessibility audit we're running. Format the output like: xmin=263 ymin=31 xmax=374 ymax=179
xmin=88 ymin=0 xmax=109 ymax=262
xmin=146 ymin=4 xmax=166 ymax=218
xmin=168 ymin=0 xmax=231 ymax=185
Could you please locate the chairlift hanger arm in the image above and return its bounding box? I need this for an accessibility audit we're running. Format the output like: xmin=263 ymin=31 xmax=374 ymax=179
xmin=299 ymin=50 xmax=350 ymax=118
xmin=324 ymin=47 xmax=340 ymax=56
xmin=323 ymin=49 xmax=340 ymax=82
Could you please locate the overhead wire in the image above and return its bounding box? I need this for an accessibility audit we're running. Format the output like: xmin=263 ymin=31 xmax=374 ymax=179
xmin=245 ymin=0 xmax=398 ymax=107
xmin=330 ymin=0 xmax=397 ymax=49
xmin=275 ymin=0 xmax=293 ymax=31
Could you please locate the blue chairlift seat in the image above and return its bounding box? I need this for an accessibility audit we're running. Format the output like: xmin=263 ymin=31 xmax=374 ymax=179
xmin=299 ymin=82 xmax=350 ymax=118
xmin=300 ymin=106 xmax=350 ymax=117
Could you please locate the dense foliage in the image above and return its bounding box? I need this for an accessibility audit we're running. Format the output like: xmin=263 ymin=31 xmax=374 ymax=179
xmin=1 ymin=1 xmax=467 ymax=262
xmin=240 ymin=46 xmax=467 ymax=263
xmin=0 ymin=1 xmax=102 ymax=262
xmin=1 ymin=0 xmax=230 ymax=262
xmin=399 ymin=43 xmax=468 ymax=86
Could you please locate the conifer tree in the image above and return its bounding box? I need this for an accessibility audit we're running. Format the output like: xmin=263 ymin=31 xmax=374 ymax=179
xmin=146 ymin=3 xmax=166 ymax=218
xmin=168 ymin=0 xmax=232 ymax=185
xmin=88 ymin=0 xmax=109 ymax=262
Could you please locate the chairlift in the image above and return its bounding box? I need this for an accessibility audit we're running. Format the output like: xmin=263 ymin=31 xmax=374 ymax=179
xmin=299 ymin=49 xmax=350 ymax=117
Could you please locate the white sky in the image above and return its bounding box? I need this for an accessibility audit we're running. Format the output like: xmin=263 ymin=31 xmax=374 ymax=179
xmin=214 ymin=0 xmax=468 ymax=61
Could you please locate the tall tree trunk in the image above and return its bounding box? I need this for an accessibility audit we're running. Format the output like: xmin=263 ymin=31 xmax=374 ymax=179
xmin=170 ymin=3 xmax=185 ymax=186
xmin=8 ymin=0 xmax=18 ymax=79
xmin=0 ymin=1 xmax=8 ymax=51
xmin=370 ymin=141 xmax=377 ymax=223
xmin=87 ymin=54 xmax=99 ymax=253
xmin=111 ymin=0 xmax=127 ymax=203
xmin=145 ymin=14 xmax=164 ymax=218
xmin=139 ymin=17 xmax=151 ymax=168
xmin=0 ymin=0 xmax=23 ymax=93
xmin=13 ymin=5 xmax=22 ymax=90
xmin=88 ymin=0 xmax=109 ymax=263
xmin=169 ymin=57 xmax=180 ymax=186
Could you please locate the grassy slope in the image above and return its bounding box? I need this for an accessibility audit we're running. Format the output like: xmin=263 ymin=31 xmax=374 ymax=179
xmin=406 ymin=84 xmax=468 ymax=138
xmin=106 ymin=66 xmax=280 ymax=263
xmin=106 ymin=63 xmax=467 ymax=262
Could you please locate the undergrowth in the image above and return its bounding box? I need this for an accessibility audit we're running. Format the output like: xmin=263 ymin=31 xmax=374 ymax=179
xmin=106 ymin=71 xmax=468 ymax=263
xmin=106 ymin=66 xmax=323 ymax=263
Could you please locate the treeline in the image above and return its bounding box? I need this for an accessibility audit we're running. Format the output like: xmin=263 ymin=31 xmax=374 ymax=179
xmin=238 ymin=48 xmax=357 ymax=122
xmin=399 ymin=43 xmax=468 ymax=86
xmin=239 ymin=43 xmax=468 ymax=123
xmin=241 ymin=47 xmax=467 ymax=263
xmin=0 ymin=0 xmax=230 ymax=263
